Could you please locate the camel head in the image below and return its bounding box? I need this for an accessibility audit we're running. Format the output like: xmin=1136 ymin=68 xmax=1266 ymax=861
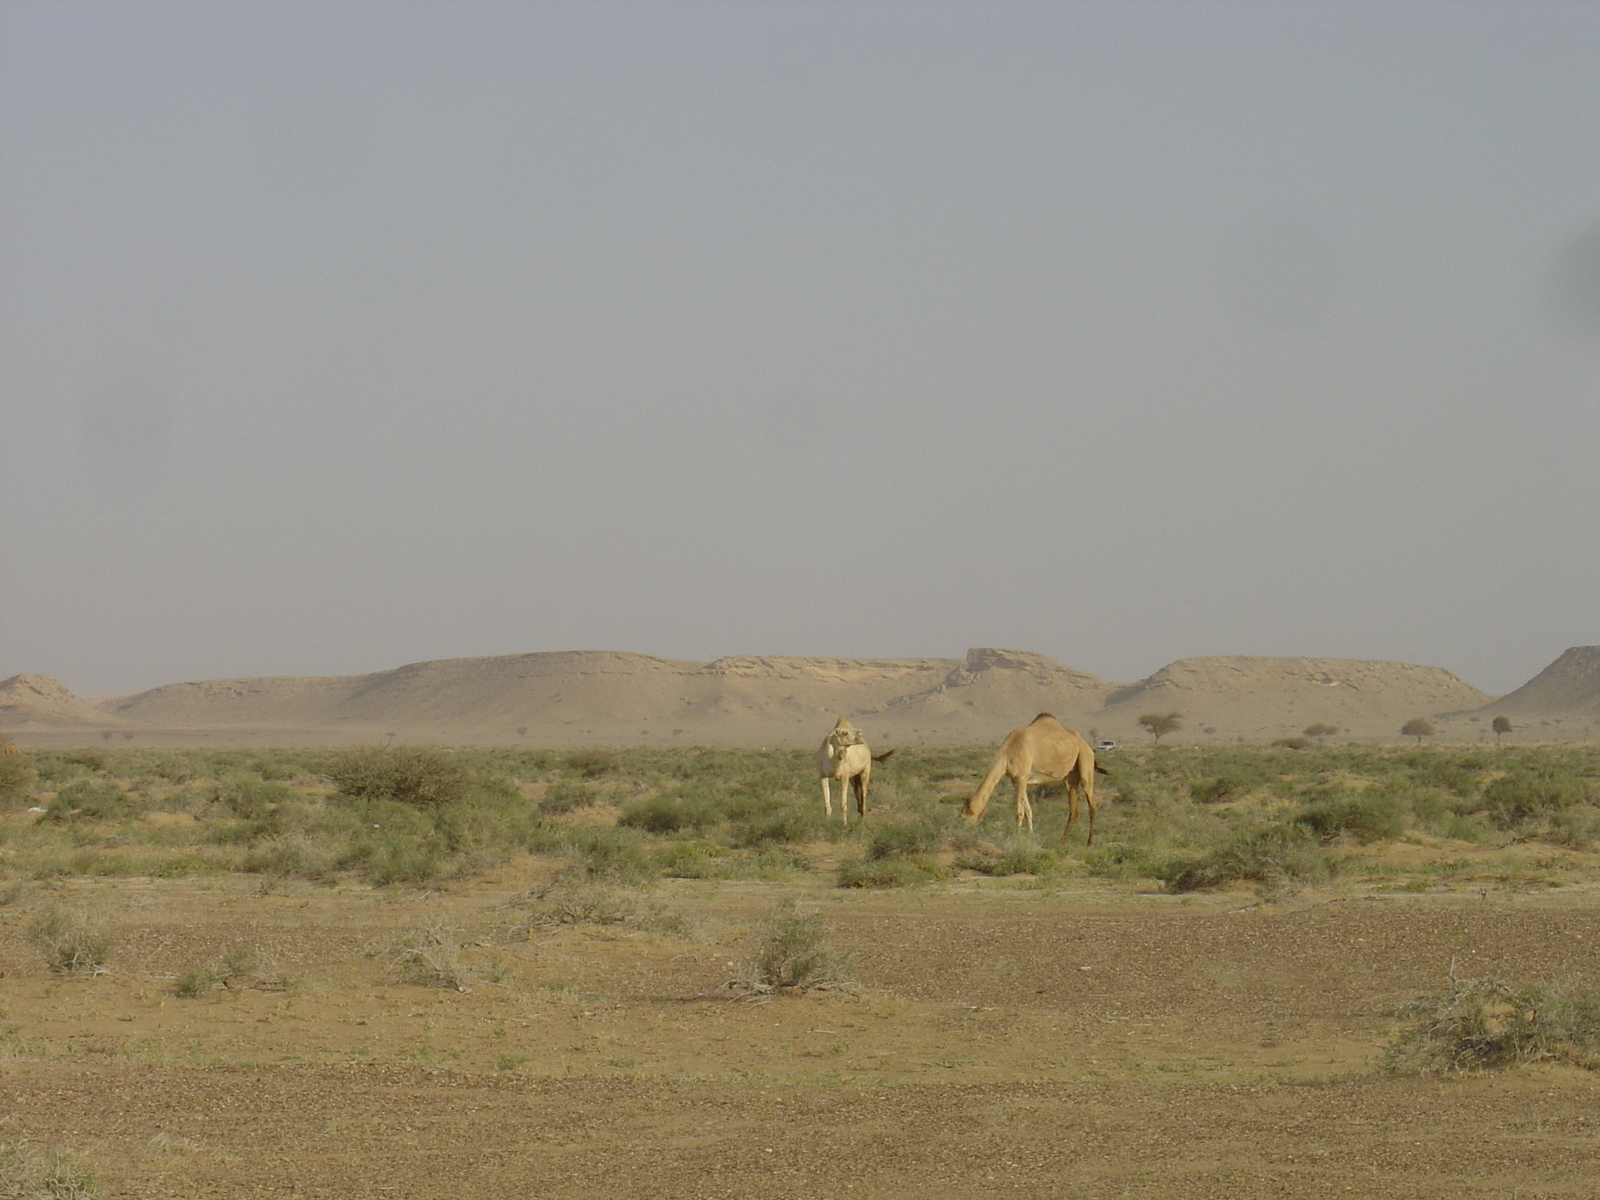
xmin=830 ymin=716 xmax=866 ymax=746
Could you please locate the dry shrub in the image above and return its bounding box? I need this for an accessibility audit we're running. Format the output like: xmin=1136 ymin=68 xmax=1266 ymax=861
xmin=504 ymin=882 xmax=696 ymax=938
xmin=388 ymin=922 xmax=474 ymax=992
xmin=729 ymin=899 xmax=852 ymax=996
xmin=1385 ymin=966 xmax=1600 ymax=1074
xmin=25 ymin=908 xmax=114 ymax=974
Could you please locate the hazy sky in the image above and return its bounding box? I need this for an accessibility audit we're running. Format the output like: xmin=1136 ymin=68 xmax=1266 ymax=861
xmin=3 ymin=1 xmax=1598 ymax=698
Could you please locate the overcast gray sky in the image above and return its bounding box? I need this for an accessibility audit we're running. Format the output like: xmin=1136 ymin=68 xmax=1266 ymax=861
xmin=2 ymin=1 xmax=1598 ymax=698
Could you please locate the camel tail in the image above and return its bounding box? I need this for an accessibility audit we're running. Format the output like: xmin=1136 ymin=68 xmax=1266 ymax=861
xmin=1094 ymin=762 xmax=1109 ymax=776
xmin=872 ymin=749 xmax=895 ymax=763
xmin=964 ymin=751 xmax=1009 ymax=820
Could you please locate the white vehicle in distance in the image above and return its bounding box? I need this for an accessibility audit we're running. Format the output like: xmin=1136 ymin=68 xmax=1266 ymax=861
xmin=1095 ymin=740 xmax=1117 ymax=753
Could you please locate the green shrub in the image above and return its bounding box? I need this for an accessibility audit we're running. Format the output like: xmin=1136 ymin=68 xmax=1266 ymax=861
xmin=556 ymin=827 xmax=655 ymax=886
xmin=865 ymin=819 xmax=942 ymax=861
xmin=41 ymin=779 xmax=140 ymax=823
xmin=1163 ymin=824 xmax=1332 ymax=893
xmin=564 ymin=748 xmax=619 ymax=778
xmin=538 ymin=779 xmax=599 ymax=815
xmin=325 ymin=747 xmax=471 ymax=809
xmin=619 ymin=793 xmax=720 ymax=834
xmin=1482 ymin=769 xmax=1591 ymax=831
xmin=1191 ymin=772 xmax=1257 ymax=804
xmin=1295 ymin=789 xmax=1407 ymax=844
xmin=0 ymin=748 xmax=36 ymax=807
xmin=837 ymin=856 xmax=941 ymax=888
xmin=211 ymin=772 xmax=294 ymax=820
xmin=956 ymin=845 xmax=1060 ymax=876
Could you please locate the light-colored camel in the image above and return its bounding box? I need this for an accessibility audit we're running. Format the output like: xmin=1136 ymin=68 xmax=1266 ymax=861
xmin=963 ymin=713 xmax=1099 ymax=844
xmin=817 ymin=716 xmax=891 ymax=823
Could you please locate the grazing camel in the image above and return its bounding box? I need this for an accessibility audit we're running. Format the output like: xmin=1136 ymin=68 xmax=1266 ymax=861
xmin=963 ymin=713 xmax=1100 ymax=845
xmin=816 ymin=716 xmax=892 ymax=823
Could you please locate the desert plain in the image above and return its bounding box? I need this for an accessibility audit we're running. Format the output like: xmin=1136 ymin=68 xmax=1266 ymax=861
xmin=5 ymin=644 xmax=1600 ymax=1197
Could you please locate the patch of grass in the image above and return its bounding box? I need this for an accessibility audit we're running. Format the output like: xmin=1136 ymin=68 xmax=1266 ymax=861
xmin=25 ymin=908 xmax=115 ymax=974
xmin=1385 ymin=970 xmax=1600 ymax=1073
xmin=0 ymin=1142 xmax=101 ymax=1199
xmin=837 ymin=856 xmax=942 ymax=888
xmin=172 ymin=948 xmax=258 ymax=998
xmin=537 ymin=779 xmax=600 ymax=815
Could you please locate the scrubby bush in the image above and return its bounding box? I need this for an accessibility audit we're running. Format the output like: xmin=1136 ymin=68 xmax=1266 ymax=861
xmin=537 ymin=779 xmax=599 ymax=814
xmin=1385 ymin=973 xmax=1600 ymax=1073
xmin=619 ymin=792 xmax=720 ymax=834
xmin=1163 ymin=824 xmax=1332 ymax=893
xmin=41 ymin=779 xmax=140 ymax=823
xmin=1295 ymin=788 xmax=1407 ymax=845
xmin=1482 ymin=769 xmax=1591 ymax=831
xmin=26 ymin=907 xmax=115 ymax=973
xmin=0 ymin=746 xmax=36 ymax=807
xmin=734 ymin=899 xmax=851 ymax=993
xmin=324 ymin=746 xmax=471 ymax=809
xmin=837 ymin=856 xmax=941 ymax=888
xmin=555 ymin=826 xmax=655 ymax=886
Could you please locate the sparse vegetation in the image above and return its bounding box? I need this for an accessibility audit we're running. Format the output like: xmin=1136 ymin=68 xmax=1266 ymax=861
xmin=26 ymin=907 xmax=115 ymax=974
xmin=731 ymin=899 xmax=852 ymax=994
xmin=1385 ymin=969 xmax=1600 ymax=1073
xmin=0 ymin=741 xmax=1596 ymax=894
xmin=0 ymin=1142 xmax=101 ymax=1199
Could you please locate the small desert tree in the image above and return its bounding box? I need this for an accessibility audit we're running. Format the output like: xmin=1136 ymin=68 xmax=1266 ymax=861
xmin=1138 ymin=712 xmax=1182 ymax=746
xmin=1401 ymin=717 xmax=1436 ymax=745
xmin=1303 ymin=723 xmax=1339 ymax=743
xmin=1491 ymin=715 xmax=1512 ymax=746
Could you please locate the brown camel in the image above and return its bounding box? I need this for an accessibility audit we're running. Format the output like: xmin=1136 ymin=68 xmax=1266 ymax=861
xmin=816 ymin=716 xmax=891 ymax=823
xmin=963 ymin=713 xmax=1099 ymax=844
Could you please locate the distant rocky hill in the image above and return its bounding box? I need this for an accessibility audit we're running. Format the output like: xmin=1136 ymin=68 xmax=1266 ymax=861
xmin=1 ymin=673 xmax=132 ymax=730
xmin=11 ymin=645 xmax=1600 ymax=747
xmin=1479 ymin=646 xmax=1600 ymax=722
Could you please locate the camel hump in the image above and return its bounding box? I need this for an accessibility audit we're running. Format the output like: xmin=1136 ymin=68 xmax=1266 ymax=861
xmin=1031 ymin=712 xmax=1056 ymax=724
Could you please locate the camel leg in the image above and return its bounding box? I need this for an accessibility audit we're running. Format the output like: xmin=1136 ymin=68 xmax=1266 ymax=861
xmin=1013 ymin=775 xmax=1033 ymax=833
xmin=821 ymin=777 xmax=834 ymax=820
xmin=1061 ymin=777 xmax=1079 ymax=843
xmin=1059 ymin=772 xmax=1098 ymax=846
xmin=851 ymin=771 xmax=867 ymax=820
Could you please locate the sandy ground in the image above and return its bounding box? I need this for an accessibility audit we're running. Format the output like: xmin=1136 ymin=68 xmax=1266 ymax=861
xmin=4 ymin=863 xmax=1600 ymax=1198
